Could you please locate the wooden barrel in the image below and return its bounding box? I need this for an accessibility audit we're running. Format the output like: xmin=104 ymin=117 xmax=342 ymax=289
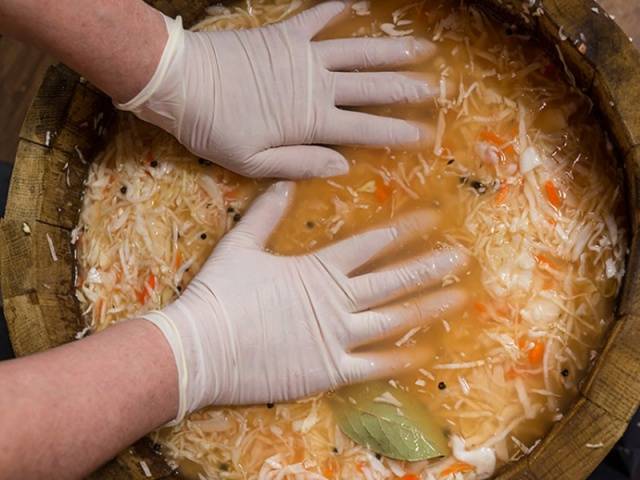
xmin=1 ymin=0 xmax=639 ymax=478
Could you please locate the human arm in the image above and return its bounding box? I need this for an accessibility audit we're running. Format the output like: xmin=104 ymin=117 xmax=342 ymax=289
xmin=0 ymin=183 xmax=467 ymax=478
xmin=0 ymin=319 xmax=178 ymax=479
xmin=0 ymin=0 xmax=167 ymax=103
xmin=0 ymin=0 xmax=440 ymax=179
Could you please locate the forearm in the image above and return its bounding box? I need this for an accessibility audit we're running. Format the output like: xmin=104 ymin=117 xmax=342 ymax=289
xmin=0 ymin=319 xmax=178 ymax=479
xmin=0 ymin=0 xmax=167 ymax=103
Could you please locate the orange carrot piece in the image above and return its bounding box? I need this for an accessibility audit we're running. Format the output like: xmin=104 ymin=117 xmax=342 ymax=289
xmin=136 ymin=288 xmax=148 ymax=305
xmin=495 ymin=184 xmax=509 ymax=205
xmin=535 ymin=254 xmax=557 ymax=269
xmin=480 ymin=129 xmax=504 ymax=146
xmin=148 ymin=273 xmax=156 ymax=290
xmin=528 ymin=341 xmax=545 ymax=365
xmin=224 ymin=189 xmax=239 ymax=200
xmin=506 ymin=368 xmax=518 ymax=380
xmin=481 ymin=129 xmax=516 ymax=156
xmin=474 ymin=302 xmax=487 ymax=313
xmin=544 ymin=180 xmax=562 ymax=208
xmin=518 ymin=337 xmax=528 ymax=350
xmin=375 ymin=180 xmax=392 ymax=203
xmin=400 ymin=475 xmax=420 ymax=480
xmin=503 ymin=144 xmax=517 ymax=156
xmin=174 ymin=251 xmax=183 ymax=270
xmin=323 ymin=466 xmax=334 ymax=478
xmin=440 ymin=462 xmax=474 ymax=477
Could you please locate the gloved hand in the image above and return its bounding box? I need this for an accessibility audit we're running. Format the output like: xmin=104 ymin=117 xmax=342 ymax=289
xmin=143 ymin=182 xmax=468 ymax=422
xmin=117 ymin=2 xmax=438 ymax=179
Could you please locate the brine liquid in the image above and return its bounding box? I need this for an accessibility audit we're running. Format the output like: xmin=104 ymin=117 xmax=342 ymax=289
xmin=75 ymin=1 xmax=626 ymax=479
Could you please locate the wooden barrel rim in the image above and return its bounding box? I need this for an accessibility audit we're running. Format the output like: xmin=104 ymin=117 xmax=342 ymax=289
xmin=1 ymin=1 xmax=639 ymax=478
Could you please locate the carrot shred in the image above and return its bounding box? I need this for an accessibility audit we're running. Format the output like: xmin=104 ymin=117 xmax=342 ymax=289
xmin=224 ymin=189 xmax=238 ymax=200
xmin=544 ymin=180 xmax=562 ymax=207
xmin=503 ymin=144 xmax=517 ymax=156
xmin=528 ymin=341 xmax=545 ymax=365
xmin=375 ymin=180 xmax=392 ymax=203
xmin=440 ymin=462 xmax=474 ymax=477
xmin=400 ymin=475 xmax=420 ymax=480
xmin=136 ymin=288 xmax=148 ymax=305
xmin=535 ymin=254 xmax=557 ymax=269
xmin=506 ymin=368 xmax=518 ymax=380
xmin=474 ymin=302 xmax=487 ymax=313
xmin=323 ymin=466 xmax=334 ymax=478
xmin=518 ymin=337 xmax=528 ymax=350
xmin=494 ymin=184 xmax=509 ymax=205
xmin=174 ymin=251 xmax=183 ymax=270
xmin=480 ymin=129 xmax=504 ymax=146
xmin=136 ymin=273 xmax=156 ymax=305
xmin=480 ymin=129 xmax=516 ymax=157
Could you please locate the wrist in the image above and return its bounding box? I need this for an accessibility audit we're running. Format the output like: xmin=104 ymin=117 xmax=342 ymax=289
xmin=115 ymin=14 xmax=187 ymax=135
xmin=142 ymin=280 xmax=229 ymax=422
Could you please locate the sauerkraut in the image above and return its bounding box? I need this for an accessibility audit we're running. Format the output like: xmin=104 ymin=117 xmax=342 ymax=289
xmin=75 ymin=1 xmax=627 ymax=479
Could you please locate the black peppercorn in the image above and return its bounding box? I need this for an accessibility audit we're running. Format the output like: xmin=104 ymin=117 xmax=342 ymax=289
xmin=150 ymin=160 xmax=158 ymax=168
xmin=201 ymin=233 xmax=207 ymax=240
xmin=306 ymin=221 xmax=315 ymax=229
xmin=561 ymin=368 xmax=569 ymax=377
xmin=177 ymin=286 xmax=182 ymax=292
xmin=438 ymin=381 xmax=447 ymax=390
xmin=447 ymin=159 xmax=455 ymax=165
xmin=375 ymin=453 xmax=381 ymax=460
xmin=198 ymin=158 xmax=213 ymax=166
xmin=332 ymin=447 xmax=339 ymax=454
xmin=227 ymin=206 xmax=235 ymax=213
xmin=120 ymin=186 xmax=127 ymax=194
xmin=219 ymin=463 xmax=229 ymax=472
xmin=233 ymin=213 xmax=242 ymax=222
xmin=266 ymin=402 xmax=275 ymax=409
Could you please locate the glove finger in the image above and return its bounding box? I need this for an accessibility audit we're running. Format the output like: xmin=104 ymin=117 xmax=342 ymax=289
xmin=334 ymin=72 xmax=438 ymax=107
xmin=314 ymin=36 xmax=435 ymax=71
xmin=322 ymin=109 xmax=433 ymax=147
xmin=285 ymin=1 xmax=349 ymax=39
xmin=318 ymin=209 xmax=440 ymax=274
xmin=348 ymin=248 xmax=469 ymax=311
xmin=229 ymin=181 xmax=295 ymax=249
xmin=344 ymin=346 xmax=433 ymax=384
xmin=244 ymin=146 xmax=349 ymax=179
xmin=346 ymin=288 xmax=466 ymax=348
xmin=316 ymin=227 xmax=398 ymax=275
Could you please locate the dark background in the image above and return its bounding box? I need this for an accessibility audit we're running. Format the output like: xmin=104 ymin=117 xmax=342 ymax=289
xmin=0 ymin=1 xmax=638 ymax=478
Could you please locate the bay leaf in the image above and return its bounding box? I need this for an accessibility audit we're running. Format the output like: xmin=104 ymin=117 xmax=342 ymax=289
xmin=330 ymin=381 xmax=449 ymax=461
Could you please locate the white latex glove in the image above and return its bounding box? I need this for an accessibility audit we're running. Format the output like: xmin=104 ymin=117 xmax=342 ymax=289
xmin=117 ymin=2 xmax=438 ymax=179
xmin=143 ymin=182 xmax=468 ymax=422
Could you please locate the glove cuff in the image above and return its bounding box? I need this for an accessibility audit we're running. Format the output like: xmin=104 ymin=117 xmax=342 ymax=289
xmin=141 ymin=310 xmax=190 ymax=426
xmin=114 ymin=14 xmax=186 ymax=134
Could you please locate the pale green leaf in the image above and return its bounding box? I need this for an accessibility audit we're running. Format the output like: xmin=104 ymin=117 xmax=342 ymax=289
xmin=329 ymin=381 xmax=449 ymax=461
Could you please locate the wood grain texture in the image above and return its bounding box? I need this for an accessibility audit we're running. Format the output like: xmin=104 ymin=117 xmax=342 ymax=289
xmin=0 ymin=1 xmax=639 ymax=479
xmin=0 ymin=36 xmax=52 ymax=164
